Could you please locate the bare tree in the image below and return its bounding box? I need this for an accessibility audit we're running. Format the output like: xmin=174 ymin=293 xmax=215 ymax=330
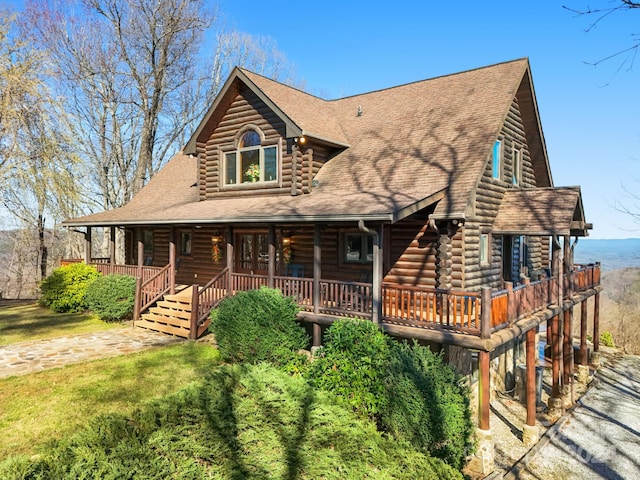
xmin=564 ymin=1 xmax=640 ymax=70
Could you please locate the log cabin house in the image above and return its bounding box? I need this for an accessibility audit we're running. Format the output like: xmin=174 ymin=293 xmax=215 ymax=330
xmin=63 ymin=58 xmax=601 ymax=474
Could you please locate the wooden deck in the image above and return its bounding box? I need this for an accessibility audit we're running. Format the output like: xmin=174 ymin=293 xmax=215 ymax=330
xmin=71 ymin=259 xmax=601 ymax=343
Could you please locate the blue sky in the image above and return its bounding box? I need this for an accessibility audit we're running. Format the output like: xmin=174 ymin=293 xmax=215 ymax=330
xmin=2 ymin=1 xmax=639 ymax=239
xmin=216 ymin=0 xmax=640 ymax=239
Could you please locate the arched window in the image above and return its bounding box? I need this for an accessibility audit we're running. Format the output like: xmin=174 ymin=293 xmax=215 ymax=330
xmin=224 ymin=127 xmax=278 ymax=185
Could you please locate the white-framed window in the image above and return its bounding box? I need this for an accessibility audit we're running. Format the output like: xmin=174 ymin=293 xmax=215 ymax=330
xmin=512 ymin=147 xmax=522 ymax=186
xmin=491 ymin=140 xmax=502 ymax=180
xmin=480 ymin=233 xmax=490 ymax=265
xmin=224 ymin=129 xmax=278 ymax=185
xmin=344 ymin=233 xmax=374 ymax=264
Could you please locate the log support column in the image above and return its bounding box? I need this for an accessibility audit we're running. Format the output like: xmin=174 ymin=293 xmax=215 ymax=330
xmin=469 ymin=349 xmax=495 ymax=476
xmin=84 ymin=227 xmax=92 ymax=264
xmin=562 ymin=308 xmax=574 ymax=407
xmin=109 ymin=227 xmax=116 ymax=264
xmin=548 ymin=314 xmax=564 ymax=419
xmin=523 ymin=328 xmax=539 ymax=446
xmin=312 ymin=225 xmax=322 ymax=349
xmin=267 ymin=225 xmax=276 ymax=289
xmin=577 ymin=300 xmax=590 ymax=384
xmin=591 ymin=292 xmax=601 ymax=366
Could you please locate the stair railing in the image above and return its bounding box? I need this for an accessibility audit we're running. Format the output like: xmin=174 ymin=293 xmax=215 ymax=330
xmin=133 ymin=263 xmax=172 ymax=321
xmin=188 ymin=267 xmax=230 ymax=339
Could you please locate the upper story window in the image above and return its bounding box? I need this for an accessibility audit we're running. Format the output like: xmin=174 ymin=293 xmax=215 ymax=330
xmin=512 ymin=147 xmax=522 ymax=186
xmin=491 ymin=140 xmax=502 ymax=180
xmin=224 ymin=127 xmax=277 ymax=185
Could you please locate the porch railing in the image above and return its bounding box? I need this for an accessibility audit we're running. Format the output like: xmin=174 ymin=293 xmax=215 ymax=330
xmin=133 ymin=263 xmax=172 ymax=320
xmin=382 ymin=283 xmax=481 ymax=334
xmin=91 ymin=262 xmax=163 ymax=282
xmin=188 ymin=267 xmax=231 ymax=339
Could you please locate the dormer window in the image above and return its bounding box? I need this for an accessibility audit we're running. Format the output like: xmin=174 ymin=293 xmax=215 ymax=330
xmin=224 ymin=127 xmax=278 ymax=185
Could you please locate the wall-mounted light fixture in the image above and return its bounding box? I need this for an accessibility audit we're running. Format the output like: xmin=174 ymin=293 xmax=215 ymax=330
xmin=211 ymin=232 xmax=224 ymax=262
xmin=294 ymin=136 xmax=307 ymax=145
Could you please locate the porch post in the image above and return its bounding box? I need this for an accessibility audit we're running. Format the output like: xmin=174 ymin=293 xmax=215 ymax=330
xmin=478 ymin=350 xmax=490 ymax=430
xmin=469 ymin=348 xmax=495 ymax=476
xmin=577 ymin=300 xmax=590 ymax=384
xmin=592 ymin=292 xmax=601 ymax=365
xmin=313 ymin=224 xmax=322 ymax=346
xmin=137 ymin=237 xmax=144 ymax=279
xmin=169 ymin=240 xmax=176 ymax=295
xmin=549 ymin=314 xmax=563 ymax=418
xmin=563 ymin=307 xmax=574 ymax=406
xmin=268 ymin=225 xmax=275 ymax=289
xmin=226 ymin=226 xmax=234 ymax=272
xmin=523 ymin=327 xmax=539 ymax=446
xmin=109 ymin=227 xmax=116 ymax=264
xmin=563 ymin=235 xmax=573 ymax=298
xmin=84 ymin=227 xmax=92 ymax=264
xmin=551 ymin=236 xmax=561 ymax=305
xmin=372 ymin=224 xmax=383 ymax=324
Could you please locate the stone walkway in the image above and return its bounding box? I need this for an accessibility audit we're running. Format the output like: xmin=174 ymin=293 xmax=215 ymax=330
xmin=506 ymin=352 xmax=640 ymax=480
xmin=0 ymin=327 xmax=184 ymax=379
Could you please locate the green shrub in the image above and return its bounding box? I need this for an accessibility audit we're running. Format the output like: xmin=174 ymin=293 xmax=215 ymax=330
xmin=600 ymin=331 xmax=615 ymax=348
xmin=84 ymin=274 xmax=137 ymax=322
xmin=39 ymin=263 xmax=100 ymax=313
xmin=0 ymin=364 xmax=464 ymax=479
xmin=380 ymin=341 xmax=474 ymax=469
xmin=306 ymin=318 xmax=391 ymax=418
xmin=209 ymin=287 xmax=309 ymax=367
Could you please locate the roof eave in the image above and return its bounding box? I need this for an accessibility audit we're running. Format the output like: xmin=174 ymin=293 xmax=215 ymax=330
xmin=62 ymin=213 xmax=395 ymax=228
xmin=183 ymin=68 xmax=304 ymax=155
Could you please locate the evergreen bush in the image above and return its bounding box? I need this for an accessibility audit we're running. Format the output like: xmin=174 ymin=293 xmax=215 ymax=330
xmin=306 ymin=318 xmax=391 ymax=418
xmin=209 ymin=287 xmax=309 ymax=367
xmin=380 ymin=341 xmax=474 ymax=469
xmin=0 ymin=364 xmax=464 ymax=479
xmin=600 ymin=331 xmax=615 ymax=348
xmin=39 ymin=263 xmax=100 ymax=313
xmin=84 ymin=274 xmax=137 ymax=322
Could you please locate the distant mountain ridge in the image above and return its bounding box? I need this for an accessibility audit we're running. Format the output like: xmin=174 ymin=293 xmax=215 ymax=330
xmin=573 ymin=238 xmax=640 ymax=272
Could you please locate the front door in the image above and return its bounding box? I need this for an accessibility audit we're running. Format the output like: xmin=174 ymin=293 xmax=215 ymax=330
xmin=236 ymin=232 xmax=269 ymax=274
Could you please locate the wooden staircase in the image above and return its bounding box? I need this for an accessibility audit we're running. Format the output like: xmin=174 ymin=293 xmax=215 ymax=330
xmin=136 ymin=286 xmax=200 ymax=338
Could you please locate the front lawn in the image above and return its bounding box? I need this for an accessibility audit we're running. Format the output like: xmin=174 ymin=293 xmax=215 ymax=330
xmin=0 ymin=341 xmax=219 ymax=458
xmin=0 ymin=302 xmax=121 ymax=346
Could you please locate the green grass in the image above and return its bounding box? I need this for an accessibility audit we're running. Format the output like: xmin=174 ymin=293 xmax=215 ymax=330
xmin=0 ymin=342 xmax=220 ymax=458
xmin=0 ymin=302 xmax=122 ymax=346
xmin=1 ymin=364 xmax=462 ymax=479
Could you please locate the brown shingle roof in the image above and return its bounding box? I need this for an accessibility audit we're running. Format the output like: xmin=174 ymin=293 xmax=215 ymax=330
xmin=493 ymin=187 xmax=589 ymax=236
xmin=65 ymin=59 xmax=542 ymax=227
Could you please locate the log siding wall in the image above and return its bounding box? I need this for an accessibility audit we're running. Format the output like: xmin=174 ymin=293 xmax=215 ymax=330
xmin=464 ymin=96 xmax=549 ymax=290
xmin=195 ymin=85 xmax=331 ymax=200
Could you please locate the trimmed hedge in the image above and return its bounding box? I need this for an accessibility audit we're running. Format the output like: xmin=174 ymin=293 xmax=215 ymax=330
xmin=306 ymin=318 xmax=391 ymax=418
xmin=381 ymin=341 xmax=474 ymax=469
xmin=84 ymin=274 xmax=137 ymax=322
xmin=39 ymin=263 xmax=100 ymax=313
xmin=305 ymin=320 xmax=474 ymax=469
xmin=209 ymin=287 xmax=309 ymax=367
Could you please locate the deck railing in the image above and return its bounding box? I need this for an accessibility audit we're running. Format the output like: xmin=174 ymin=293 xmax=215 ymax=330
xmin=186 ymin=267 xmax=231 ymax=339
xmin=134 ymin=264 xmax=173 ymax=320
xmin=67 ymin=258 xmax=600 ymax=339
xmin=91 ymin=262 xmax=163 ymax=282
xmin=382 ymin=284 xmax=481 ymax=334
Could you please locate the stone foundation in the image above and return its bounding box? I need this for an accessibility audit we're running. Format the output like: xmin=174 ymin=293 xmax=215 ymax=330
xmin=577 ymin=364 xmax=590 ymax=384
xmin=548 ymin=395 xmax=564 ymax=420
xmin=522 ymin=423 xmax=539 ymax=447
xmin=467 ymin=428 xmax=495 ymax=476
